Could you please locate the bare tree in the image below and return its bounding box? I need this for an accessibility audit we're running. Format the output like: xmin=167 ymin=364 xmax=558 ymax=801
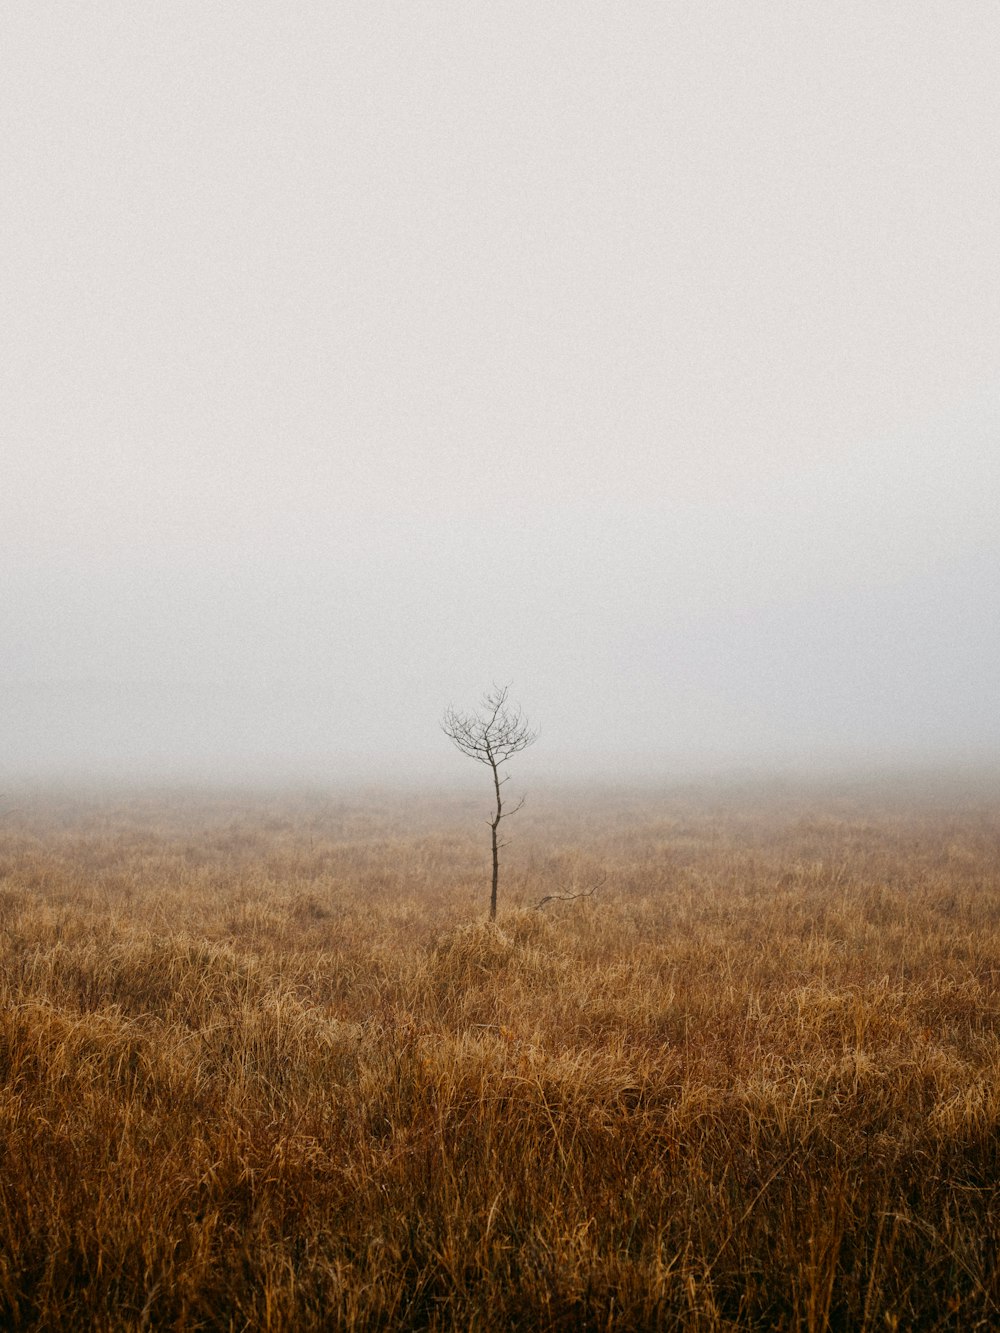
xmin=441 ymin=685 xmax=538 ymax=921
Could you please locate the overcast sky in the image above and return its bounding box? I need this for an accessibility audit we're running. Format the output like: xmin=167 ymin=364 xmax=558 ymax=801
xmin=3 ymin=2 xmax=999 ymax=783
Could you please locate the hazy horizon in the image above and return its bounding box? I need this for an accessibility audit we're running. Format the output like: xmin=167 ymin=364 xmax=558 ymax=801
xmin=4 ymin=3 xmax=999 ymax=787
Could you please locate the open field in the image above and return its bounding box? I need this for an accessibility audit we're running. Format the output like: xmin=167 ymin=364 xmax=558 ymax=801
xmin=0 ymin=778 xmax=998 ymax=1330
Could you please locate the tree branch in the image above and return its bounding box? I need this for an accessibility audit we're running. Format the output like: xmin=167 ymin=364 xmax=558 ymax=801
xmin=533 ymin=876 xmax=606 ymax=910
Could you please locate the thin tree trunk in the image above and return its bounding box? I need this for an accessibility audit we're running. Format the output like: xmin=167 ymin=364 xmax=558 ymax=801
xmin=490 ymin=822 xmax=499 ymax=920
xmin=490 ymin=752 xmax=501 ymax=921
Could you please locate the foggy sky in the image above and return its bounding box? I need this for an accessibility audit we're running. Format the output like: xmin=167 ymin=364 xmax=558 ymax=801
xmin=3 ymin=2 xmax=1000 ymax=784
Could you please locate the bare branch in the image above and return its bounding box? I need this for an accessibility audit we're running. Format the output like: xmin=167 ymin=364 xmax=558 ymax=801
xmin=502 ymin=793 xmax=526 ymax=819
xmin=533 ymin=875 xmax=607 ymax=911
xmin=441 ymin=684 xmax=537 ymax=769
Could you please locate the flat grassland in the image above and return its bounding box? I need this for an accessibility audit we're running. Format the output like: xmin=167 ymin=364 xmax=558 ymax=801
xmin=0 ymin=779 xmax=998 ymax=1330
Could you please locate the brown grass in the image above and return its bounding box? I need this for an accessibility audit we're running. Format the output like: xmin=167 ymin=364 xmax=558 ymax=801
xmin=0 ymin=779 xmax=998 ymax=1329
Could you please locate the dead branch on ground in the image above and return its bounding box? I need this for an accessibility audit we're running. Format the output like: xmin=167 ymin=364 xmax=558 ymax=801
xmin=534 ymin=875 xmax=606 ymax=910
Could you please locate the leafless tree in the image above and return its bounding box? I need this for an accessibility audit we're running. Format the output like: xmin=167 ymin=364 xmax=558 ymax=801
xmin=441 ymin=685 xmax=538 ymax=920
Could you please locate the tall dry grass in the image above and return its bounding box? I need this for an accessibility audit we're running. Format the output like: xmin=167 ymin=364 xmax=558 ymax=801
xmin=0 ymin=779 xmax=998 ymax=1329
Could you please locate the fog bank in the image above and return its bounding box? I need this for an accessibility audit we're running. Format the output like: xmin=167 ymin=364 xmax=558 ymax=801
xmin=3 ymin=4 xmax=999 ymax=784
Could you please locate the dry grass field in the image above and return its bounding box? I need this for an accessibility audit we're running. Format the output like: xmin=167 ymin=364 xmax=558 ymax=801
xmin=0 ymin=777 xmax=998 ymax=1330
